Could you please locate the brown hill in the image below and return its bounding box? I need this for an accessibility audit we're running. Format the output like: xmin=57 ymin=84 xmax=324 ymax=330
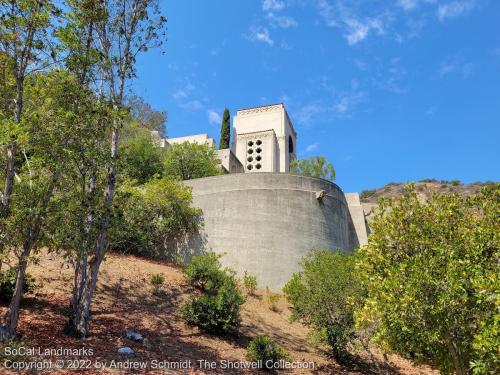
xmin=0 ymin=251 xmax=438 ymax=374
xmin=360 ymin=179 xmax=495 ymax=203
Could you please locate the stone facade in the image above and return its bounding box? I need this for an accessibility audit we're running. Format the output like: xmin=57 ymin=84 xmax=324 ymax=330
xmin=232 ymin=103 xmax=296 ymax=173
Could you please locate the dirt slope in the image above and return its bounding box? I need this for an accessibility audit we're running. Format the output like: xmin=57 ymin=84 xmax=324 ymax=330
xmin=0 ymin=252 xmax=438 ymax=374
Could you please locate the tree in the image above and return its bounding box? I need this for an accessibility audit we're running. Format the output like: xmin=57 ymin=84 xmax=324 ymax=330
xmin=283 ymin=250 xmax=363 ymax=361
xmin=108 ymin=177 xmax=202 ymax=258
xmin=56 ymin=1 xmax=109 ymax=339
xmin=163 ymin=142 xmax=220 ymax=180
xmin=119 ymin=128 xmax=166 ymax=184
xmin=290 ymin=156 xmax=335 ymax=181
xmin=0 ymin=70 xmax=100 ymax=340
xmin=356 ymin=185 xmax=500 ymax=374
xmin=0 ymin=0 xmax=56 ymax=212
xmin=126 ymin=95 xmax=166 ymax=134
xmin=64 ymin=0 xmax=167 ymax=338
xmin=219 ymin=108 xmax=230 ymax=149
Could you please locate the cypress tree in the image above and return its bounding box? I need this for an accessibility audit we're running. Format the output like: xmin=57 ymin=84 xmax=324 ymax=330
xmin=219 ymin=108 xmax=230 ymax=149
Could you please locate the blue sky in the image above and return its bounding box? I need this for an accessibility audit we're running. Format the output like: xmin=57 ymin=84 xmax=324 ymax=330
xmin=132 ymin=0 xmax=500 ymax=192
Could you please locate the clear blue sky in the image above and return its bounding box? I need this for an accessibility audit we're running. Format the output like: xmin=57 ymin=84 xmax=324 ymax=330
xmin=132 ymin=0 xmax=500 ymax=192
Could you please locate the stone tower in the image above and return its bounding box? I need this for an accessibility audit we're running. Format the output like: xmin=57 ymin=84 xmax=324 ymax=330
xmin=232 ymin=103 xmax=297 ymax=173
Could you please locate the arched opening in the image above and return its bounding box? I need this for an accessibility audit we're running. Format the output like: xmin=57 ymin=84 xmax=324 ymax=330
xmin=288 ymin=136 xmax=294 ymax=153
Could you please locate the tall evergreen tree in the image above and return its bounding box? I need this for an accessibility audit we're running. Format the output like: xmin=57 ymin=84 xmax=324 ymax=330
xmin=219 ymin=108 xmax=230 ymax=149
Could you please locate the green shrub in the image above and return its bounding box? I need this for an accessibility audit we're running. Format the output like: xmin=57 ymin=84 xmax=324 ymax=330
xmin=359 ymin=189 xmax=377 ymax=201
xmin=109 ymin=177 xmax=202 ymax=258
xmin=246 ymin=335 xmax=290 ymax=371
xmin=266 ymin=288 xmax=281 ymax=312
xmin=183 ymin=253 xmax=226 ymax=294
xmin=242 ymin=272 xmax=258 ymax=296
xmin=451 ymin=179 xmax=461 ymax=186
xmin=0 ymin=268 xmax=35 ymax=301
xmin=357 ymin=184 xmax=500 ymax=374
xmin=181 ymin=274 xmax=244 ymax=333
xmin=150 ymin=273 xmax=165 ymax=295
xmin=163 ymin=141 xmax=221 ymax=180
xmin=181 ymin=254 xmax=245 ymax=333
xmin=283 ymin=250 xmax=362 ymax=361
xmin=290 ymin=156 xmax=335 ymax=181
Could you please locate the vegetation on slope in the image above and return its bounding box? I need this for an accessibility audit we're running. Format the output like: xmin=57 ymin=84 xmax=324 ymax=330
xmin=360 ymin=179 xmax=496 ymax=203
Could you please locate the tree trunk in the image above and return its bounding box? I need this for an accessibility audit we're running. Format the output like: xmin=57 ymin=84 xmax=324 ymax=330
xmin=2 ymin=79 xmax=23 ymax=210
xmin=0 ymin=247 xmax=29 ymax=341
xmin=66 ymin=118 xmax=119 ymax=338
xmin=0 ymin=172 xmax=58 ymax=341
xmin=445 ymin=333 xmax=467 ymax=375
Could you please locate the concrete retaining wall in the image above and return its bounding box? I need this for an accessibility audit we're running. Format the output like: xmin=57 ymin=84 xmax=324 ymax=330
xmin=181 ymin=173 xmax=363 ymax=290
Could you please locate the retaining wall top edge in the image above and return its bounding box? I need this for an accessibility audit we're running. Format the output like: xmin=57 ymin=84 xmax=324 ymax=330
xmin=183 ymin=172 xmax=344 ymax=193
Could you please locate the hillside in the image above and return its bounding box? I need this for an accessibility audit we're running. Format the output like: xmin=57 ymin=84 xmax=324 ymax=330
xmin=360 ymin=179 xmax=494 ymax=204
xmin=0 ymin=251 xmax=438 ymax=374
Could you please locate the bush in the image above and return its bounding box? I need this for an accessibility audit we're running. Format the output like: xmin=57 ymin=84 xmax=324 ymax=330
xmin=242 ymin=272 xmax=257 ymax=296
xmin=109 ymin=177 xmax=202 ymax=258
xmin=181 ymin=253 xmax=245 ymax=333
xmin=0 ymin=267 xmax=35 ymax=301
xmin=290 ymin=156 xmax=335 ymax=181
xmin=150 ymin=273 xmax=165 ymax=295
xmin=163 ymin=142 xmax=221 ymax=180
xmin=119 ymin=128 xmax=166 ymax=184
xmin=183 ymin=253 xmax=226 ymax=294
xmin=357 ymin=184 xmax=500 ymax=374
xmin=246 ymin=335 xmax=290 ymax=371
xmin=283 ymin=250 xmax=362 ymax=361
xmin=266 ymin=288 xmax=281 ymax=312
xmin=359 ymin=189 xmax=377 ymax=201
xmin=181 ymin=274 xmax=244 ymax=333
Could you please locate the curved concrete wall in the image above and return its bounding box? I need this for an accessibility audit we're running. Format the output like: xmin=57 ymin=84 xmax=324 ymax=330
xmin=183 ymin=173 xmax=356 ymax=290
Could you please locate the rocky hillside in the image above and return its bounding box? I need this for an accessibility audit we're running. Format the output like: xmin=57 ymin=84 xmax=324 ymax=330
xmin=360 ymin=179 xmax=495 ymax=204
xmin=359 ymin=180 xmax=497 ymax=223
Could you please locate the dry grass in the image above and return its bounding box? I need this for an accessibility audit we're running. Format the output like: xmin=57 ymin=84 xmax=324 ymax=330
xmin=0 ymin=251 xmax=438 ymax=374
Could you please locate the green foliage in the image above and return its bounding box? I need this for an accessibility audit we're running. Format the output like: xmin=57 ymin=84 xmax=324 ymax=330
xmin=150 ymin=273 xmax=165 ymax=295
xmin=183 ymin=253 xmax=226 ymax=293
xmin=266 ymin=288 xmax=281 ymax=312
xmin=109 ymin=177 xmax=202 ymax=258
xmin=180 ymin=276 xmax=245 ymax=333
xmin=246 ymin=335 xmax=290 ymax=371
xmin=119 ymin=128 xmax=166 ymax=184
xmin=357 ymin=184 xmax=500 ymax=374
xmin=359 ymin=189 xmax=377 ymax=201
xmin=219 ymin=108 xmax=230 ymax=149
xmin=0 ymin=268 xmax=35 ymax=302
xmin=242 ymin=272 xmax=258 ymax=296
xmin=283 ymin=250 xmax=362 ymax=361
xmin=163 ymin=142 xmax=220 ymax=180
xmin=290 ymin=156 xmax=335 ymax=181
xmin=181 ymin=253 xmax=245 ymax=333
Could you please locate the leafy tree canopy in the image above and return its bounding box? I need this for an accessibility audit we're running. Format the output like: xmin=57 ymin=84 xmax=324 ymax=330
xmin=356 ymin=184 xmax=500 ymax=374
xmin=290 ymin=156 xmax=336 ymax=181
xmin=163 ymin=142 xmax=221 ymax=181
